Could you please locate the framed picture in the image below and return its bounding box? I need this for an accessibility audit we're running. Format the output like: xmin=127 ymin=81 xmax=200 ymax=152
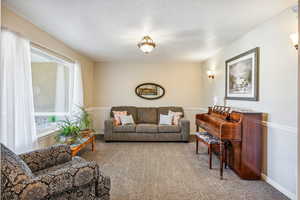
xmin=225 ymin=47 xmax=259 ymax=101
xmin=135 ymin=83 xmax=165 ymax=100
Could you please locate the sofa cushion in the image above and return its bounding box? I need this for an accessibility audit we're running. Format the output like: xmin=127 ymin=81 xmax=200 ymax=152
xmin=111 ymin=106 xmax=137 ymax=121
xmin=113 ymin=125 xmax=136 ymax=133
xmin=158 ymin=125 xmax=181 ymax=133
xmin=158 ymin=107 xmax=184 ymax=121
xmin=159 ymin=114 xmax=173 ymax=125
xmin=136 ymin=124 xmax=158 ymax=133
xmin=168 ymin=110 xmax=183 ymax=125
xmin=137 ymin=107 xmax=157 ymax=124
xmin=112 ymin=111 xmax=127 ymax=125
xmin=120 ymin=115 xmax=135 ymax=125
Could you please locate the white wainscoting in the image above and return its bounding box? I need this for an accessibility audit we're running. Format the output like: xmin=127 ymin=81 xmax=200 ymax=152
xmin=87 ymin=106 xmax=297 ymax=199
xmin=260 ymin=122 xmax=297 ymax=200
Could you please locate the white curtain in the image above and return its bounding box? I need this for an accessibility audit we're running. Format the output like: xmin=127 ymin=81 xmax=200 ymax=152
xmin=55 ymin=64 xmax=66 ymax=112
xmin=0 ymin=30 xmax=37 ymax=153
xmin=72 ymin=62 xmax=84 ymax=114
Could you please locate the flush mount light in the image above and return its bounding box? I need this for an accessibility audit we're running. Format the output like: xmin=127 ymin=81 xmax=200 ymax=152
xmin=137 ymin=36 xmax=156 ymax=54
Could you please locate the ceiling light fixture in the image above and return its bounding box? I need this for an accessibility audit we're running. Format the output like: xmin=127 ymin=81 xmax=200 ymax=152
xmin=137 ymin=36 xmax=156 ymax=54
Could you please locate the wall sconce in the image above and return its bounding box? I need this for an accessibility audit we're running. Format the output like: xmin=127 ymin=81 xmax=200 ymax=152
xmin=207 ymin=70 xmax=215 ymax=79
xmin=290 ymin=33 xmax=298 ymax=50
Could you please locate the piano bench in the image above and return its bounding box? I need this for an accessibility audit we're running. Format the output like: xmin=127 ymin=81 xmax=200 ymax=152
xmin=195 ymin=132 xmax=220 ymax=144
xmin=195 ymin=132 xmax=227 ymax=180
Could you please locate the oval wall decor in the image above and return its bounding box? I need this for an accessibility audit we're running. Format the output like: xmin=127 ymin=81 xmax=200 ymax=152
xmin=135 ymin=83 xmax=165 ymax=100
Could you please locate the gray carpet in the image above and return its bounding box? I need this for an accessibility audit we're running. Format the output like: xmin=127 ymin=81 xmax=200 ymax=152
xmin=81 ymin=139 xmax=288 ymax=200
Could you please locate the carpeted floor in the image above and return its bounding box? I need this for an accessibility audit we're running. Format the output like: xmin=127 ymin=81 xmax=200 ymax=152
xmin=81 ymin=139 xmax=288 ymax=200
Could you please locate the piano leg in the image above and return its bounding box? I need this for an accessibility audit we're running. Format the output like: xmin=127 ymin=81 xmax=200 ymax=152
xmin=196 ymin=138 xmax=199 ymax=154
xmin=220 ymin=142 xmax=224 ymax=180
xmin=224 ymin=143 xmax=228 ymax=169
xmin=209 ymin=144 xmax=212 ymax=169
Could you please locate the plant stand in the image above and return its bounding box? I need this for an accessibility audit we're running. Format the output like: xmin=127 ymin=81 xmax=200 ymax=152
xmin=70 ymin=132 xmax=95 ymax=156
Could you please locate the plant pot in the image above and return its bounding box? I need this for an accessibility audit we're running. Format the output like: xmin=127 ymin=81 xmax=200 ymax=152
xmin=58 ymin=136 xmax=77 ymax=145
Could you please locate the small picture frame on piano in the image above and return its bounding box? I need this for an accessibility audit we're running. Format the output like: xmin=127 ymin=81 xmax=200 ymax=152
xmin=225 ymin=47 xmax=259 ymax=101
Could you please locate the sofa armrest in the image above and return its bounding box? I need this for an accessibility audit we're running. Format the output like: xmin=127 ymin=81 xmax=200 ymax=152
xmin=180 ymin=119 xmax=190 ymax=141
xmin=19 ymin=144 xmax=72 ymax=172
xmin=104 ymin=118 xmax=114 ymax=141
xmin=16 ymin=161 xmax=100 ymax=199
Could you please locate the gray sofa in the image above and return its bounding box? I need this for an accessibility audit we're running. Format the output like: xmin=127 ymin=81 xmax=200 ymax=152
xmin=104 ymin=106 xmax=190 ymax=142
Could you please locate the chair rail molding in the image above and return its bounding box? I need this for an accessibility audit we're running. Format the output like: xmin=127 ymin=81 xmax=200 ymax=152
xmin=261 ymin=121 xmax=297 ymax=135
xmin=87 ymin=106 xmax=297 ymax=135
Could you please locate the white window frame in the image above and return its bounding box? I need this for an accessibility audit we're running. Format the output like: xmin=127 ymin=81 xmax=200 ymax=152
xmin=31 ymin=46 xmax=75 ymax=136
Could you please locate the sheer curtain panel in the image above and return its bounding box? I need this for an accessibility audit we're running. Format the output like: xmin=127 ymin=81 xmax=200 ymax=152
xmin=0 ymin=30 xmax=37 ymax=153
xmin=72 ymin=62 xmax=84 ymax=113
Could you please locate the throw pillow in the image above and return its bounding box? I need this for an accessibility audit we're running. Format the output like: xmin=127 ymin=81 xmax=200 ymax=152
xmin=168 ymin=110 xmax=183 ymax=125
xmin=159 ymin=114 xmax=173 ymax=125
xmin=120 ymin=115 xmax=135 ymax=125
xmin=113 ymin=111 xmax=127 ymax=125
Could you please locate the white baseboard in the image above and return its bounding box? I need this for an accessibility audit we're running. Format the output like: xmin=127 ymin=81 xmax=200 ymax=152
xmin=261 ymin=173 xmax=296 ymax=200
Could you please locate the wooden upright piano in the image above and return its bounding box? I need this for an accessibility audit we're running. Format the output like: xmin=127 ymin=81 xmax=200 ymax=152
xmin=196 ymin=106 xmax=263 ymax=180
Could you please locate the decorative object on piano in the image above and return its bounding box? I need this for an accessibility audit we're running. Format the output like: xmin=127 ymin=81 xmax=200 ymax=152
xmin=211 ymin=105 xmax=231 ymax=115
xmin=196 ymin=105 xmax=263 ymax=180
xmin=135 ymin=83 xmax=165 ymax=100
xmin=207 ymin=70 xmax=215 ymax=79
xmin=225 ymin=47 xmax=259 ymax=101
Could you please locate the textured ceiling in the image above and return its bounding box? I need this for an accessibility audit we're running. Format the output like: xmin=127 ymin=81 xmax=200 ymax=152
xmin=3 ymin=0 xmax=297 ymax=62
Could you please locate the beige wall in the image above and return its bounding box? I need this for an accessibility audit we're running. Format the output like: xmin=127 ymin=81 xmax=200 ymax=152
xmin=1 ymin=6 xmax=95 ymax=106
xmin=200 ymin=8 xmax=297 ymax=198
xmin=93 ymin=62 xmax=203 ymax=107
xmin=90 ymin=61 xmax=204 ymax=134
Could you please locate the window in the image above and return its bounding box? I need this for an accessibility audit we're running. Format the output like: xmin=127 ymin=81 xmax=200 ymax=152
xmin=31 ymin=47 xmax=74 ymax=135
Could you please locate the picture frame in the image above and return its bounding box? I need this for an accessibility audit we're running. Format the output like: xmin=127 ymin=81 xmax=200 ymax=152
xmin=225 ymin=47 xmax=259 ymax=101
xmin=135 ymin=83 xmax=165 ymax=100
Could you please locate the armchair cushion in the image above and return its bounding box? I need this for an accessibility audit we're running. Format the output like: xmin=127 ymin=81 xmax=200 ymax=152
xmin=19 ymin=160 xmax=100 ymax=199
xmin=19 ymin=144 xmax=72 ymax=172
xmin=34 ymin=156 xmax=85 ymax=176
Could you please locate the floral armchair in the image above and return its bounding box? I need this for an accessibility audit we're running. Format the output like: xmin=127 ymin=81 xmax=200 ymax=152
xmin=1 ymin=143 xmax=110 ymax=200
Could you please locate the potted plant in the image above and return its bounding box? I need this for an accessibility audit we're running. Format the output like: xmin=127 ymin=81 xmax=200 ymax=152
xmin=55 ymin=118 xmax=81 ymax=145
xmin=77 ymin=106 xmax=93 ymax=136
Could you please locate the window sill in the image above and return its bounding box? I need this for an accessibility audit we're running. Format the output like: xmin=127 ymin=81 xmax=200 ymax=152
xmin=37 ymin=127 xmax=60 ymax=138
